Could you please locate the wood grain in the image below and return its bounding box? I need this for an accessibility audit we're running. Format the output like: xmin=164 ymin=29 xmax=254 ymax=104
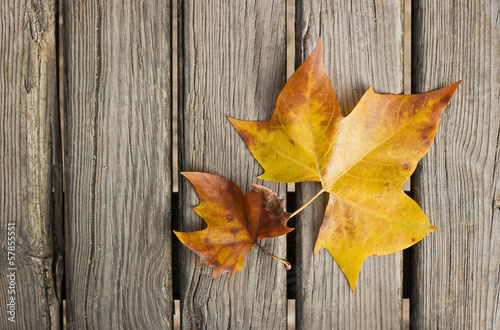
xmin=177 ymin=0 xmax=288 ymax=328
xmin=0 ymin=0 xmax=63 ymax=328
xmin=411 ymin=0 xmax=500 ymax=327
xmin=295 ymin=1 xmax=404 ymax=328
xmin=63 ymin=1 xmax=172 ymax=328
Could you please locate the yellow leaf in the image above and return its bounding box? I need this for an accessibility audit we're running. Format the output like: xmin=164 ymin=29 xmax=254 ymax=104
xmin=230 ymin=39 xmax=459 ymax=290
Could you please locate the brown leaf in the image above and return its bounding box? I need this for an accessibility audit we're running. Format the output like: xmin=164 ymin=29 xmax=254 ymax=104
xmin=174 ymin=172 xmax=293 ymax=278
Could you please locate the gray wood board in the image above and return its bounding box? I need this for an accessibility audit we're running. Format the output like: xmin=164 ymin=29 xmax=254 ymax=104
xmin=63 ymin=0 xmax=172 ymax=328
xmin=295 ymin=0 xmax=404 ymax=328
xmin=0 ymin=0 xmax=62 ymax=328
xmin=177 ymin=0 xmax=288 ymax=328
xmin=411 ymin=0 xmax=500 ymax=327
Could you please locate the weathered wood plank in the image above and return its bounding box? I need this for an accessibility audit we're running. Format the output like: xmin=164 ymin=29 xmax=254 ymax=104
xmin=411 ymin=0 xmax=500 ymax=327
xmin=177 ymin=0 xmax=288 ymax=328
xmin=295 ymin=1 xmax=404 ymax=328
xmin=63 ymin=0 xmax=172 ymax=328
xmin=0 ymin=0 xmax=62 ymax=328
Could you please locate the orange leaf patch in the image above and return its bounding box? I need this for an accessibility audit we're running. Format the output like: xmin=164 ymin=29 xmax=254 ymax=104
xmin=174 ymin=172 xmax=293 ymax=278
xmin=229 ymin=39 xmax=460 ymax=290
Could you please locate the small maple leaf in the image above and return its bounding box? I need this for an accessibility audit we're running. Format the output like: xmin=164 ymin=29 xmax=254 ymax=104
xmin=174 ymin=172 xmax=293 ymax=278
xmin=229 ymin=39 xmax=460 ymax=290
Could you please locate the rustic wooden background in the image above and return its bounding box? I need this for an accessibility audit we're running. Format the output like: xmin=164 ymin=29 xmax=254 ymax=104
xmin=0 ymin=0 xmax=498 ymax=329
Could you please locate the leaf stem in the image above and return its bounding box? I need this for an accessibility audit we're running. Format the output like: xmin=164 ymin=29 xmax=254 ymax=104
xmin=289 ymin=188 xmax=326 ymax=219
xmin=256 ymin=241 xmax=291 ymax=270
xmin=252 ymin=187 xmax=327 ymax=270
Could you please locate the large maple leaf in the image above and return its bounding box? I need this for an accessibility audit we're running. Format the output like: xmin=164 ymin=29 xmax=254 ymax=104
xmin=174 ymin=172 xmax=293 ymax=278
xmin=229 ymin=39 xmax=460 ymax=290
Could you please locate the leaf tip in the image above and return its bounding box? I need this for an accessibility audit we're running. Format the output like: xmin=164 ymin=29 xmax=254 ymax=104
xmin=316 ymin=36 xmax=323 ymax=48
xmin=180 ymin=171 xmax=195 ymax=180
xmin=346 ymin=272 xmax=360 ymax=292
xmin=447 ymin=80 xmax=462 ymax=94
xmin=227 ymin=116 xmax=244 ymax=130
xmin=256 ymin=173 xmax=267 ymax=181
xmin=435 ymin=80 xmax=461 ymax=105
xmin=309 ymin=37 xmax=323 ymax=63
xmin=172 ymin=230 xmax=189 ymax=246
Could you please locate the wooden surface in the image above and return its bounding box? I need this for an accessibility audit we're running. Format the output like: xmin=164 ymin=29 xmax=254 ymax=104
xmin=63 ymin=0 xmax=172 ymax=328
xmin=177 ymin=0 xmax=288 ymax=328
xmin=295 ymin=1 xmax=404 ymax=328
xmin=0 ymin=1 xmax=62 ymax=328
xmin=2 ymin=0 xmax=499 ymax=327
xmin=411 ymin=0 xmax=500 ymax=328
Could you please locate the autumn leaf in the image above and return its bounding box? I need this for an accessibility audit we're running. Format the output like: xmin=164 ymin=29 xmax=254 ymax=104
xmin=174 ymin=172 xmax=293 ymax=278
xmin=229 ymin=39 xmax=460 ymax=290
